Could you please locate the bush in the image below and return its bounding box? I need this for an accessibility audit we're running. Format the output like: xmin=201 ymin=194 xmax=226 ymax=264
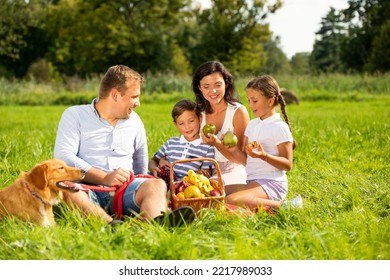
xmin=26 ymin=59 xmax=61 ymax=84
xmin=0 ymin=73 xmax=389 ymax=106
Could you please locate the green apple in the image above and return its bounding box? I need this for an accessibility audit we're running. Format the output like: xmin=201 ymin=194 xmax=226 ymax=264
xmin=223 ymin=130 xmax=238 ymax=148
xmin=202 ymin=124 xmax=217 ymax=138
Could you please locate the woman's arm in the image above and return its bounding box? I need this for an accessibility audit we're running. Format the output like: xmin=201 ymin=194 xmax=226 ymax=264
xmin=232 ymin=106 xmax=250 ymax=151
xmin=203 ymin=106 xmax=250 ymax=165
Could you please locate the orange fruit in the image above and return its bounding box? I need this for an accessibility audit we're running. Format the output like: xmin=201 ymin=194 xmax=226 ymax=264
xmin=176 ymin=192 xmax=185 ymax=199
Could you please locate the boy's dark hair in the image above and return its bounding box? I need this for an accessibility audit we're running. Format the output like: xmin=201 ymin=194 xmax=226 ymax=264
xmin=171 ymin=99 xmax=201 ymax=122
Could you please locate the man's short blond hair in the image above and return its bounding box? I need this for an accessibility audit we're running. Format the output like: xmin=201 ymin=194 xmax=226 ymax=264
xmin=99 ymin=65 xmax=145 ymax=98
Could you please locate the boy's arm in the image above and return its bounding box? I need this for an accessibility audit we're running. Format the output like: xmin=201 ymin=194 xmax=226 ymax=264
xmin=148 ymin=156 xmax=160 ymax=177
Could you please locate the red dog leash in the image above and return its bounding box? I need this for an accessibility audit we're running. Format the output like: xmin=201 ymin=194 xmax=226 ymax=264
xmin=78 ymin=173 xmax=154 ymax=220
xmin=112 ymin=172 xmax=135 ymax=219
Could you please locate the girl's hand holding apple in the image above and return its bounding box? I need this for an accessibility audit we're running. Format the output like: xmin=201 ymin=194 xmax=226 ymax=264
xmin=246 ymin=141 xmax=267 ymax=159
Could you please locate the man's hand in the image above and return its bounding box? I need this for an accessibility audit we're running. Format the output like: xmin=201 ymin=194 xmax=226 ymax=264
xmin=105 ymin=167 xmax=131 ymax=186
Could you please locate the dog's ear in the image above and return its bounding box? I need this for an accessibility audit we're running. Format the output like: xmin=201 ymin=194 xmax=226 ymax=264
xmin=28 ymin=163 xmax=48 ymax=189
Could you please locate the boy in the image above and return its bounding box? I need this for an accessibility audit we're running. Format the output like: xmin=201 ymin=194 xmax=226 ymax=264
xmin=149 ymin=99 xmax=215 ymax=182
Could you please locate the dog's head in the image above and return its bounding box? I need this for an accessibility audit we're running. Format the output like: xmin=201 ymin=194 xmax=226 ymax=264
xmin=26 ymin=159 xmax=85 ymax=195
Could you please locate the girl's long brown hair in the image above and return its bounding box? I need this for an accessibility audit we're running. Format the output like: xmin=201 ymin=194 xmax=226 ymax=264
xmin=246 ymin=75 xmax=297 ymax=149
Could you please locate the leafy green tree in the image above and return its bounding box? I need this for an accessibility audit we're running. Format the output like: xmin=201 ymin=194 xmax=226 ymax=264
xmin=188 ymin=0 xmax=282 ymax=75
xmin=0 ymin=0 xmax=285 ymax=78
xmin=366 ymin=20 xmax=390 ymax=73
xmin=46 ymin=0 xmax=192 ymax=77
xmin=170 ymin=40 xmax=192 ymax=76
xmin=118 ymin=0 xmax=193 ymax=74
xmin=310 ymin=7 xmax=346 ymax=73
xmin=341 ymin=0 xmax=390 ymax=72
xmin=0 ymin=0 xmax=48 ymax=77
xmin=290 ymin=52 xmax=310 ymax=75
xmin=230 ymin=36 xmax=267 ymax=76
xmin=260 ymin=36 xmax=291 ymax=75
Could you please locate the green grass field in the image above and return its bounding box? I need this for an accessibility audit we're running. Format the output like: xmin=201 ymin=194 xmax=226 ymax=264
xmin=0 ymin=97 xmax=389 ymax=260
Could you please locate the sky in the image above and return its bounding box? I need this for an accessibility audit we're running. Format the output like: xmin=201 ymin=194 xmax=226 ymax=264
xmin=197 ymin=0 xmax=349 ymax=58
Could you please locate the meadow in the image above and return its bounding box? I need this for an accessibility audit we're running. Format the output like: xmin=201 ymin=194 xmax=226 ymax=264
xmin=0 ymin=74 xmax=389 ymax=260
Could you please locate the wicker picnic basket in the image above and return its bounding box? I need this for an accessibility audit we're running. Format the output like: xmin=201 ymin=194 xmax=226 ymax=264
xmin=169 ymin=157 xmax=225 ymax=213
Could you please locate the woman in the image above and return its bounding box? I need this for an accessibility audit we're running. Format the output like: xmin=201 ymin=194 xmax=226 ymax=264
xmin=192 ymin=61 xmax=250 ymax=185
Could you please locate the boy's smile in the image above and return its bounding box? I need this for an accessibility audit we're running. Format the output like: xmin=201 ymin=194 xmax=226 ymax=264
xmin=174 ymin=110 xmax=201 ymax=142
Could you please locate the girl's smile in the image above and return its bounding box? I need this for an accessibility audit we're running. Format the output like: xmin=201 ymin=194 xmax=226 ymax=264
xmin=246 ymin=88 xmax=275 ymax=120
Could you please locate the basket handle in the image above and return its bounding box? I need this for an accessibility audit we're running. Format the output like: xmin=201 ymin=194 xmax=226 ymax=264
xmin=169 ymin=157 xmax=222 ymax=194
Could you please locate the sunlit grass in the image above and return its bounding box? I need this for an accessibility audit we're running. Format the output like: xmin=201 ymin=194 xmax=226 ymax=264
xmin=0 ymin=98 xmax=389 ymax=260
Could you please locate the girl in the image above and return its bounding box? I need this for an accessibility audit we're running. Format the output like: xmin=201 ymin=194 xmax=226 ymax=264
xmin=225 ymin=75 xmax=302 ymax=209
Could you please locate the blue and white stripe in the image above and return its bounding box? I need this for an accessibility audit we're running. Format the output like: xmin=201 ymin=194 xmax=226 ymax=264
xmin=154 ymin=135 xmax=215 ymax=179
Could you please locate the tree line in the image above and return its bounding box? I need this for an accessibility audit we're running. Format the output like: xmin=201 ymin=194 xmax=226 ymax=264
xmin=0 ymin=0 xmax=388 ymax=82
xmin=311 ymin=0 xmax=389 ymax=73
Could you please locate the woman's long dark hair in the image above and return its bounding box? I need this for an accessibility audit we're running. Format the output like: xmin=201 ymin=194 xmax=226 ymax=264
xmin=192 ymin=61 xmax=241 ymax=114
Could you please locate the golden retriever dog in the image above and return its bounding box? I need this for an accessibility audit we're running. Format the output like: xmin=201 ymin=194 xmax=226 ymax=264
xmin=0 ymin=159 xmax=85 ymax=226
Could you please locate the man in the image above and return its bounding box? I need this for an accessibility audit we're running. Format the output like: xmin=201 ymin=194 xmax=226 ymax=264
xmin=54 ymin=65 xmax=195 ymax=226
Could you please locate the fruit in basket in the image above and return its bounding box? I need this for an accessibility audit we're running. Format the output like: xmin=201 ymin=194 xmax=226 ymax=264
xmin=176 ymin=192 xmax=185 ymax=199
xmin=197 ymin=174 xmax=214 ymax=193
xmin=175 ymin=180 xmax=190 ymax=194
xmin=157 ymin=165 xmax=176 ymax=188
xmin=184 ymin=170 xmax=215 ymax=195
xmin=222 ymin=130 xmax=238 ymax=148
xmin=209 ymin=179 xmax=218 ymax=187
xmin=202 ymin=124 xmax=216 ymax=138
xmin=209 ymin=189 xmax=221 ymax=197
xmin=184 ymin=185 xmax=202 ymax=198
xmin=187 ymin=170 xmax=198 ymax=185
